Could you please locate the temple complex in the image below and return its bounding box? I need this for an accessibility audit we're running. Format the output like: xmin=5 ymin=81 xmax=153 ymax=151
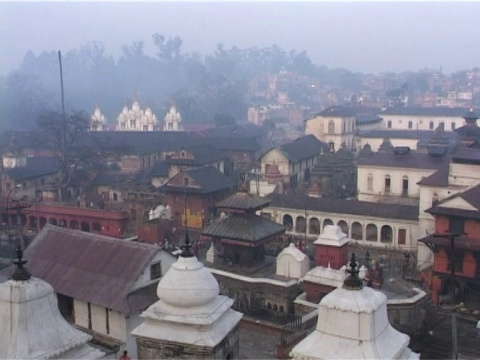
xmin=116 ymin=99 xmax=159 ymax=131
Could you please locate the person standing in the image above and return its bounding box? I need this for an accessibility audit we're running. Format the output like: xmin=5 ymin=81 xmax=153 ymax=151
xmin=119 ymin=350 xmax=131 ymax=360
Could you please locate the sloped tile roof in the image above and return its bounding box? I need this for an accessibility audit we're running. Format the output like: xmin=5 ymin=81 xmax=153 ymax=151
xmin=356 ymin=151 xmax=448 ymax=170
xmin=4 ymin=157 xmax=58 ymax=181
xmin=216 ymin=192 xmax=271 ymax=211
xmin=267 ymin=193 xmax=418 ymax=221
xmin=2 ymin=225 xmax=164 ymax=313
xmin=426 ymin=184 xmax=480 ymax=219
xmin=419 ymin=234 xmax=480 ymax=251
xmin=149 ymin=161 xmax=169 ymax=177
xmin=160 ymin=166 xmax=235 ymax=194
xmin=277 ymin=135 xmax=327 ymax=163
xmin=417 ymin=164 xmax=449 ymax=187
xmin=202 ymin=214 xmax=286 ymax=242
xmin=380 ymin=107 xmax=471 ymax=117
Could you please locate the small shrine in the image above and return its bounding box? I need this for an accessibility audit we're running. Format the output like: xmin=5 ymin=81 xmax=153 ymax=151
xmin=303 ymin=225 xmax=354 ymax=303
xmin=290 ymin=254 xmax=419 ymax=359
xmin=201 ymin=191 xmax=286 ymax=267
xmin=131 ymin=234 xmax=242 ymax=359
xmin=89 ymin=105 xmax=107 ymax=131
xmin=163 ymin=105 xmax=184 ymax=131
xmin=276 ymin=242 xmax=310 ymax=279
xmin=0 ymin=247 xmax=105 ymax=359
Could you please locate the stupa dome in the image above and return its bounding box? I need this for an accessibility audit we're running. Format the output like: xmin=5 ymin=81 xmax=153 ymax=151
xmin=157 ymin=255 xmax=219 ymax=308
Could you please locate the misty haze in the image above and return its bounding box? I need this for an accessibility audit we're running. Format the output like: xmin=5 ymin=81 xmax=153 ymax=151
xmin=1 ymin=1 xmax=479 ymax=130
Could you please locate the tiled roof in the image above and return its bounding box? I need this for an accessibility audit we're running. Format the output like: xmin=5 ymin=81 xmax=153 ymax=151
xmin=201 ymin=214 xmax=286 ymax=242
xmin=316 ymin=106 xmax=379 ymax=117
xmin=358 ymin=129 xmax=459 ymax=141
xmin=160 ymin=166 xmax=235 ymax=194
xmin=356 ymin=151 xmax=448 ymax=170
xmin=267 ymin=193 xmax=418 ymax=221
xmin=426 ymin=184 xmax=480 ymax=219
xmin=451 ymin=147 xmax=480 ymax=164
xmin=278 ymin=135 xmax=327 ymax=163
xmin=166 ymin=143 xmax=227 ymax=166
xmin=356 ymin=114 xmax=383 ymax=124
xmin=417 ymin=165 xmax=449 ymax=187
xmin=216 ymin=192 xmax=271 ymax=211
xmin=419 ymin=234 xmax=480 ymax=251
xmin=380 ymin=107 xmax=471 ymax=117
xmin=149 ymin=161 xmax=169 ymax=177
xmin=2 ymin=225 xmax=165 ymax=313
xmin=454 ymin=124 xmax=480 ymax=140
xmin=4 ymin=157 xmax=58 ymax=181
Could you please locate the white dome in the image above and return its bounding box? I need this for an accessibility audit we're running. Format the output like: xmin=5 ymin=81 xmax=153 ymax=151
xmin=132 ymin=101 xmax=140 ymax=113
xmin=157 ymin=256 xmax=219 ymax=308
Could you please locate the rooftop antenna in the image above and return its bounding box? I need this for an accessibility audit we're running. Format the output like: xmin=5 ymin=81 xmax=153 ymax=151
xmin=180 ymin=184 xmax=193 ymax=257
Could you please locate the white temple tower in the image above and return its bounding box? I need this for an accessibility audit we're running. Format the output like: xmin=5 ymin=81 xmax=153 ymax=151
xmin=0 ymin=247 xmax=105 ymax=359
xmin=116 ymin=99 xmax=159 ymax=131
xmin=290 ymin=253 xmax=419 ymax=360
xmin=131 ymin=235 xmax=242 ymax=359
xmin=163 ymin=105 xmax=184 ymax=131
xmin=90 ymin=105 xmax=107 ymax=131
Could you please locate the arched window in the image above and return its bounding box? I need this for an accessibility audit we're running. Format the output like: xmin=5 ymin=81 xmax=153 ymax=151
xmin=387 ymin=120 xmax=392 ymax=128
xmin=367 ymin=173 xmax=373 ymax=191
xmin=279 ymin=306 xmax=284 ymax=313
xmin=81 ymin=222 xmax=90 ymax=232
xmin=295 ymin=216 xmax=306 ymax=233
xmin=49 ymin=218 xmax=57 ymax=225
xmin=381 ymin=225 xmax=393 ymax=243
xmin=351 ymin=222 xmax=363 ymax=240
xmin=366 ymin=224 xmax=378 ymax=241
xmin=429 ymin=121 xmax=434 ymax=130
xmin=432 ymin=193 xmax=439 ymax=206
xmin=70 ymin=220 xmax=78 ymax=229
xmin=309 ymin=217 xmax=320 ymax=235
xmin=283 ymin=215 xmax=293 ymax=231
xmin=323 ymin=219 xmax=334 ymax=229
xmin=328 ymin=120 xmax=335 ymax=134
xmin=337 ymin=220 xmax=348 ymax=235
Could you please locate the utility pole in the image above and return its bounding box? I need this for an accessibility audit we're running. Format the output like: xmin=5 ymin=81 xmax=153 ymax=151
xmin=434 ymin=232 xmax=462 ymax=360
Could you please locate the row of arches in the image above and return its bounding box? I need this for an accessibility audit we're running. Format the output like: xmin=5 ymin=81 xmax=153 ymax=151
xmin=282 ymin=214 xmax=398 ymax=244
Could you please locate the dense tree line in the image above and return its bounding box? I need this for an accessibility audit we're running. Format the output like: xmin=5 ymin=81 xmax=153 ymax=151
xmin=0 ymin=36 xmax=345 ymax=131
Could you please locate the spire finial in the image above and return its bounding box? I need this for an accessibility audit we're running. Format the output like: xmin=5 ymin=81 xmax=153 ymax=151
xmin=343 ymin=253 xmax=363 ymax=290
xmin=11 ymin=246 xmax=31 ymax=281
xmin=181 ymin=187 xmax=194 ymax=258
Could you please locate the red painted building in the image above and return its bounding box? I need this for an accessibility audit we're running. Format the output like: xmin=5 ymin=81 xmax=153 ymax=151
xmin=420 ymin=184 xmax=480 ymax=308
xmin=4 ymin=203 xmax=130 ymax=238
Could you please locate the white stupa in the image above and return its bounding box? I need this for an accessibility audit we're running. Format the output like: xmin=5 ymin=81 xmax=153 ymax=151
xmin=131 ymin=235 xmax=242 ymax=359
xmin=290 ymin=254 xmax=419 ymax=360
xmin=116 ymin=99 xmax=159 ymax=131
xmin=0 ymin=248 xmax=105 ymax=359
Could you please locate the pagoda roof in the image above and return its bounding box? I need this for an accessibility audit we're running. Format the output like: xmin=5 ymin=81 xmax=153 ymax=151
xmin=201 ymin=214 xmax=286 ymax=243
xmin=216 ymin=192 xmax=271 ymax=211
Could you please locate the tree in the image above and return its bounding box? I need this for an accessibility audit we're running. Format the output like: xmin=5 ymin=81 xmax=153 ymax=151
xmin=36 ymin=110 xmax=103 ymax=202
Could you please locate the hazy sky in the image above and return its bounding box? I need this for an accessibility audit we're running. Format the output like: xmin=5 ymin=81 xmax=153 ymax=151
xmin=1 ymin=1 xmax=479 ymax=76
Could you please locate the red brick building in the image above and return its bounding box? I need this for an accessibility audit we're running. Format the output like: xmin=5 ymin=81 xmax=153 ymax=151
xmin=420 ymin=184 xmax=480 ymax=308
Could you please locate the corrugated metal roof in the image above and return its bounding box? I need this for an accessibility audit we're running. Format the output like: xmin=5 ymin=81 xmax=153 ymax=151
xmin=202 ymin=214 xmax=286 ymax=242
xmin=216 ymin=192 xmax=270 ymax=210
xmin=2 ymin=225 xmax=163 ymax=313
